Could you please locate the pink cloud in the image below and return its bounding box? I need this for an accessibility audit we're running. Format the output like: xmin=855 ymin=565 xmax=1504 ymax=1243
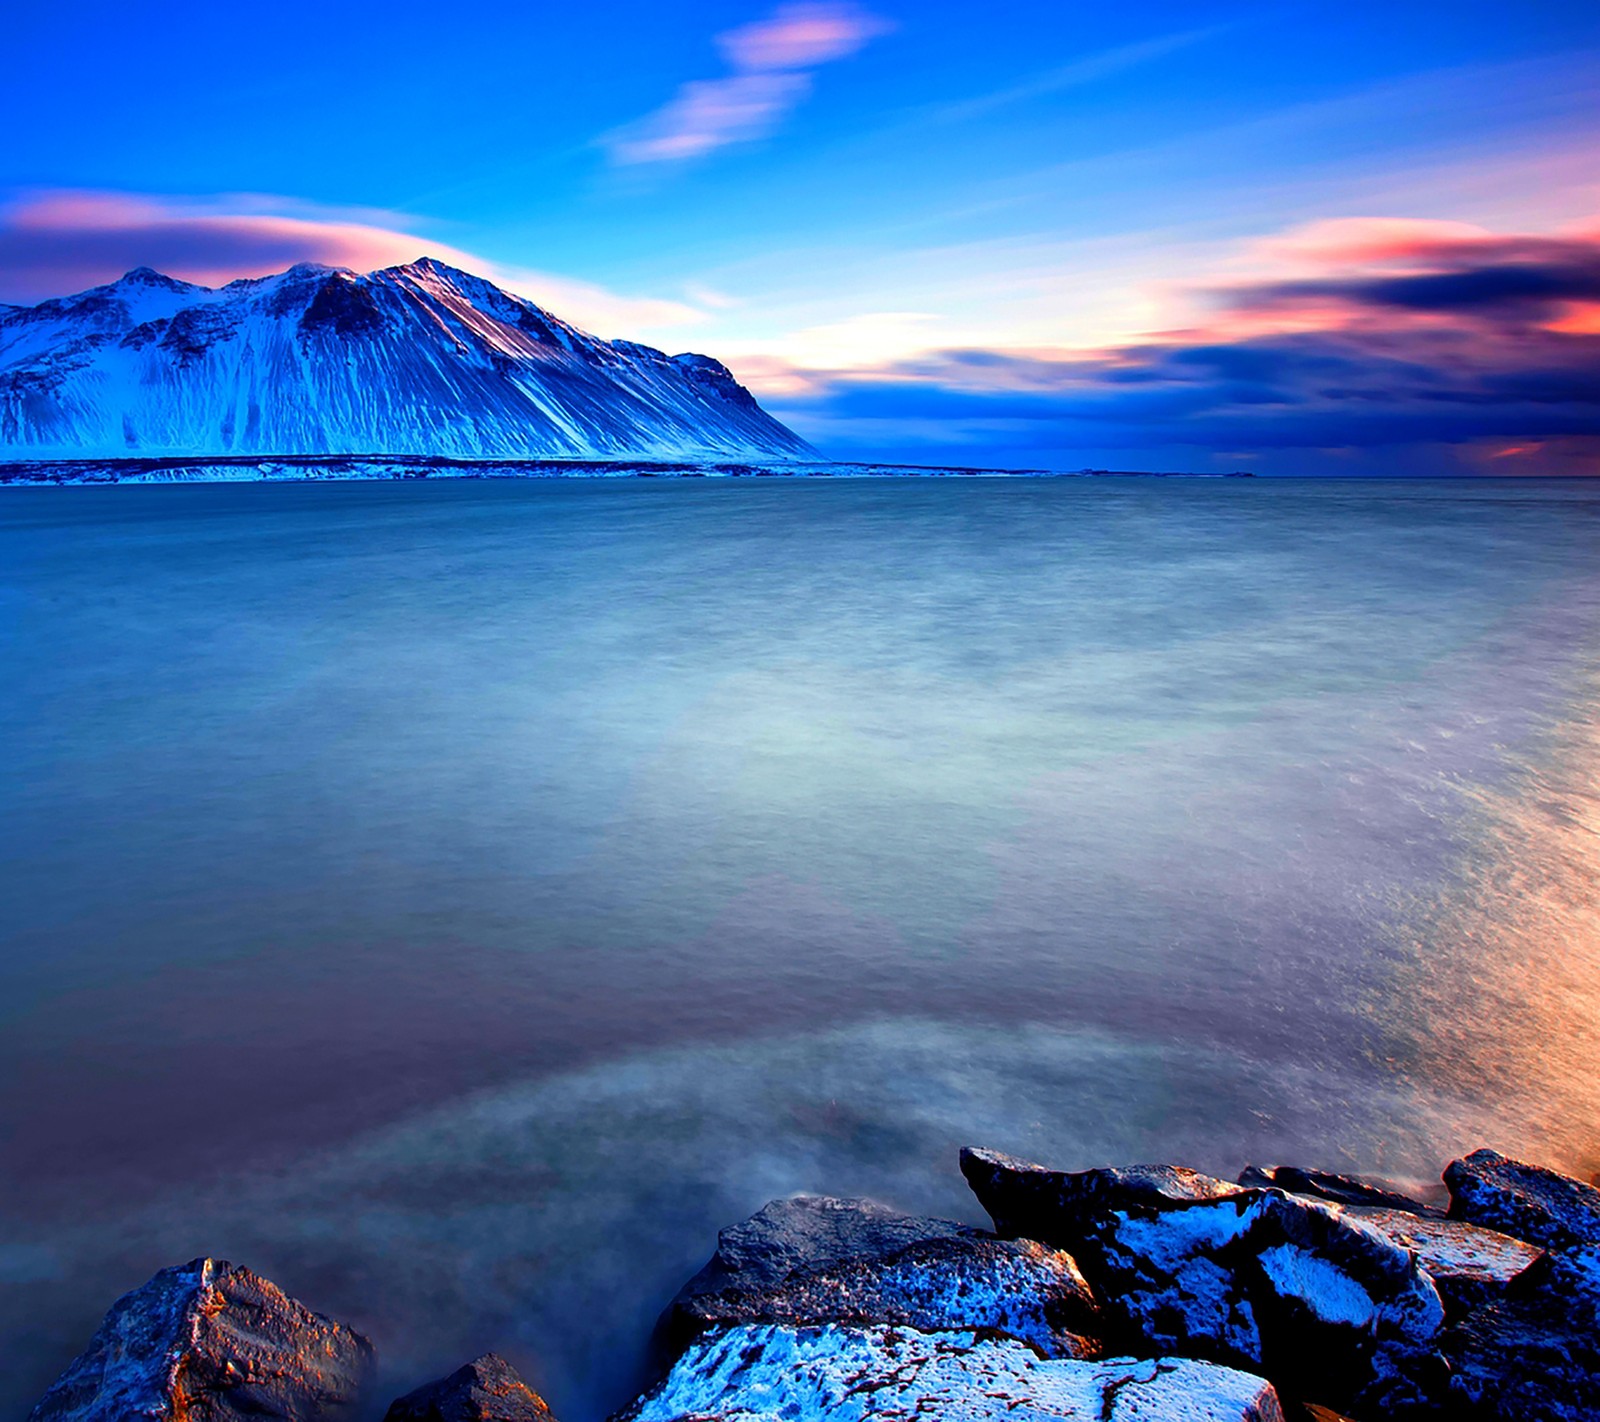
xmin=717 ymin=3 xmax=893 ymax=72
xmin=607 ymin=72 xmax=811 ymax=164
xmin=0 ymin=191 xmax=702 ymax=336
xmin=605 ymin=2 xmax=890 ymax=165
xmin=0 ymin=191 xmax=451 ymax=301
xmin=1257 ymin=217 xmax=1497 ymax=268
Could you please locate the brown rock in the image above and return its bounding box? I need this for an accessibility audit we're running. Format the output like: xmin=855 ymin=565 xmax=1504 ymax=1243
xmin=383 ymin=1354 xmax=555 ymax=1422
xmin=28 ymin=1257 xmax=373 ymax=1422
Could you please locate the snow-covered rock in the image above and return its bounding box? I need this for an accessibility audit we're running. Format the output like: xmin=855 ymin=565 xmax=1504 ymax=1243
xmin=661 ymin=1195 xmax=1101 ymax=1361
xmin=626 ymin=1323 xmax=1286 ymax=1422
xmin=27 ymin=1256 xmax=373 ymax=1422
xmin=383 ymin=1354 xmax=555 ymax=1422
xmin=1445 ymin=1149 xmax=1600 ymax=1252
xmin=0 ymin=259 xmax=815 ymax=461
xmin=960 ymin=1148 xmax=1445 ymax=1415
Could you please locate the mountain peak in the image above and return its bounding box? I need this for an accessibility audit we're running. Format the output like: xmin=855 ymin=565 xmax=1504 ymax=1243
xmin=1 ymin=256 xmax=817 ymax=461
xmin=117 ymin=266 xmax=192 ymax=290
xmin=402 ymin=256 xmax=457 ymax=274
xmin=389 ymin=256 xmax=481 ymax=288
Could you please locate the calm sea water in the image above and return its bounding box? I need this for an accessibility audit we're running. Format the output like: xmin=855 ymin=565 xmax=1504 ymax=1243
xmin=2 ymin=476 xmax=1599 ymax=1417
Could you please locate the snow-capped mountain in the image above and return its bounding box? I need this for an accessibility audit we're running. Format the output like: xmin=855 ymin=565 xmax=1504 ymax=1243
xmin=0 ymin=259 xmax=815 ymax=460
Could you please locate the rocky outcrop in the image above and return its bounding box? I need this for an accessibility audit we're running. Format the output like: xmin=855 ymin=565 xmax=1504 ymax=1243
xmin=960 ymin=1148 xmax=1445 ymax=1415
xmin=625 ymin=1322 xmax=1287 ymax=1422
xmin=660 ymin=1195 xmax=1101 ymax=1361
xmin=27 ymin=1147 xmax=1600 ymax=1422
xmin=28 ymin=1257 xmax=373 ymax=1422
xmin=1446 ymin=1149 xmax=1600 ymax=1252
xmin=383 ymin=1354 xmax=555 ymax=1422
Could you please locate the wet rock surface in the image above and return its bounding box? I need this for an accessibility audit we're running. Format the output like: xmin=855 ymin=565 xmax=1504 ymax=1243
xmin=28 ymin=1257 xmax=373 ymax=1422
xmin=1345 ymin=1208 xmax=1542 ymax=1317
xmin=1238 ymin=1165 xmax=1446 ymax=1218
xmin=625 ymin=1322 xmax=1287 ymax=1422
xmin=661 ymin=1195 xmax=1101 ymax=1361
xmin=961 ymin=1150 xmax=1251 ymax=1241
xmin=1446 ymin=1150 xmax=1600 ymax=1252
xmin=383 ymin=1354 xmax=555 ymax=1422
xmin=1439 ymin=1243 xmax=1600 ymax=1419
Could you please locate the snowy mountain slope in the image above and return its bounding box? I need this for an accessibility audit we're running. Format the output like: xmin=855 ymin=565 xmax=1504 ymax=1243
xmin=0 ymin=259 xmax=816 ymax=460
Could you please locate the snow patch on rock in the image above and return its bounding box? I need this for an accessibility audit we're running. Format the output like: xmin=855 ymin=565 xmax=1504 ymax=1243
xmin=628 ymin=1323 xmax=1285 ymax=1422
xmin=1255 ymin=1245 xmax=1376 ymax=1328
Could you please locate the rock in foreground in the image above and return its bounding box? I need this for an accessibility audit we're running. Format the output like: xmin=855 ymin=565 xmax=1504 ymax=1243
xmin=383 ymin=1354 xmax=555 ymax=1422
xmin=28 ymin=1257 xmax=373 ymax=1422
xmin=627 ymin=1323 xmax=1286 ymax=1422
xmin=1344 ymin=1208 xmax=1542 ymax=1318
xmin=661 ymin=1195 xmax=1100 ymax=1361
xmin=1439 ymin=1243 xmax=1600 ymax=1420
xmin=1446 ymin=1149 xmax=1600 ymax=1251
xmin=960 ymin=1148 xmax=1445 ymax=1414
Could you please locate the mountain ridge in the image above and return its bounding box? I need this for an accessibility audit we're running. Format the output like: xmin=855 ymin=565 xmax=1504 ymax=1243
xmin=0 ymin=258 xmax=816 ymax=461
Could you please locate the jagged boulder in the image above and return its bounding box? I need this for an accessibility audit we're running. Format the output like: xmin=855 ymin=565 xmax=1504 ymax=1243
xmin=625 ymin=1322 xmax=1287 ymax=1421
xmin=960 ymin=1148 xmax=1445 ymax=1415
xmin=1445 ymin=1150 xmax=1600 ymax=1251
xmin=1238 ymin=1166 xmax=1445 ymax=1218
xmin=660 ymin=1195 xmax=1101 ymax=1361
xmin=962 ymin=1151 xmax=1250 ymax=1241
xmin=1439 ymin=1243 xmax=1600 ymax=1419
xmin=28 ymin=1257 xmax=373 ymax=1422
xmin=1345 ymin=1207 xmax=1542 ymax=1318
xmin=383 ymin=1354 xmax=555 ymax=1422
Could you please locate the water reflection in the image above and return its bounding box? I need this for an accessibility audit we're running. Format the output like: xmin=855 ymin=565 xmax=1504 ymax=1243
xmin=1392 ymin=668 xmax=1600 ymax=1175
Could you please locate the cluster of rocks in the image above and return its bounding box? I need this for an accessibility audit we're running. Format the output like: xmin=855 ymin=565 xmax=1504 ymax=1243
xmin=25 ymin=1146 xmax=1600 ymax=1421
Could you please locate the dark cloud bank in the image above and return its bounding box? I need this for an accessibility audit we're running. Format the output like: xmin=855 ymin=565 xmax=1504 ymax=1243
xmin=772 ymin=230 xmax=1600 ymax=475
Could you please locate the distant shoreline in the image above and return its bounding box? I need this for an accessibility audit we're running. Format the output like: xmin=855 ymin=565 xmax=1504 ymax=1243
xmin=0 ymin=455 xmax=1256 ymax=485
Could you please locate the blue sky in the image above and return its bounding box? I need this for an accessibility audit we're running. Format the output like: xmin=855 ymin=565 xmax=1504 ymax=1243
xmin=5 ymin=1 xmax=1600 ymax=471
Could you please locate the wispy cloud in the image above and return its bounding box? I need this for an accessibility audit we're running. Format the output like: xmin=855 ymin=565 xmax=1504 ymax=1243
xmin=716 ymin=3 xmax=892 ymax=70
xmin=0 ymin=190 xmax=704 ymax=337
xmin=916 ymin=26 xmax=1226 ymax=129
xmin=606 ymin=3 xmax=892 ymax=166
xmin=607 ymin=72 xmax=814 ymax=165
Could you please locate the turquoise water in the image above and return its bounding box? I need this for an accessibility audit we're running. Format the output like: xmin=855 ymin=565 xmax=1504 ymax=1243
xmin=2 ymin=477 xmax=1598 ymax=1417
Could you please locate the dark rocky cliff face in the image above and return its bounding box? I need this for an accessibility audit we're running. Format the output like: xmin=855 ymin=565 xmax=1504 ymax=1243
xmin=299 ymin=275 xmax=388 ymax=340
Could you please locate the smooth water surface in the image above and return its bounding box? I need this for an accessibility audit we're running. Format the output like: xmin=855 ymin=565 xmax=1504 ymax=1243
xmin=2 ymin=477 xmax=1598 ymax=1417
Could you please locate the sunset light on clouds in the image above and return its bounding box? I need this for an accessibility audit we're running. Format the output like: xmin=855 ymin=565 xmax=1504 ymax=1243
xmin=4 ymin=0 xmax=1598 ymax=472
